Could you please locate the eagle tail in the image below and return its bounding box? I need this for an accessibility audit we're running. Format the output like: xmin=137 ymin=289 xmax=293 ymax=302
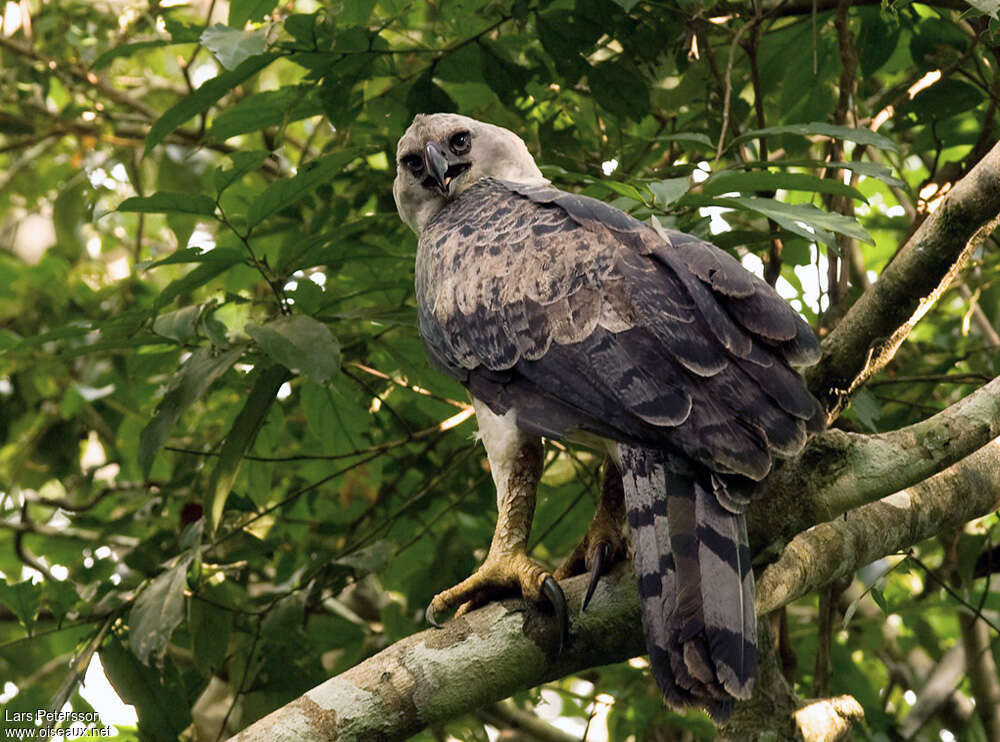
xmin=619 ymin=445 xmax=756 ymax=722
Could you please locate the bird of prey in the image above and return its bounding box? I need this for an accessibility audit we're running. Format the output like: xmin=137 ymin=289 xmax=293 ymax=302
xmin=393 ymin=113 xmax=824 ymax=719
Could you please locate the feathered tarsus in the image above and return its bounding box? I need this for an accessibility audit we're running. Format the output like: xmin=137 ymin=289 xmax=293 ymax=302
xmin=393 ymin=113 xmax=824 ymax=720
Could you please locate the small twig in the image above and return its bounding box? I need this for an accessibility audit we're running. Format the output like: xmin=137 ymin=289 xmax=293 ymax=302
xmin=344 ymin=361 xmax=469 ymax=409
xmin=715 ymin=19 xmax=753 ymax=164
xmin=866 ymin=373 xmax=992 ymax=387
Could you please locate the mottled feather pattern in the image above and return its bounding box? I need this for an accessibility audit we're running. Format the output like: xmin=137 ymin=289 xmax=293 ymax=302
xmin=415 ymin=176 xmax=823 ymax=719
xmin=417 ymin=179 xmax=821 ymax=480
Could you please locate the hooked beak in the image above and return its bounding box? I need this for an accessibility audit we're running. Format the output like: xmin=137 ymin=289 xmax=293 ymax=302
xmin=423 ymin=141 xmax=470 ymax=196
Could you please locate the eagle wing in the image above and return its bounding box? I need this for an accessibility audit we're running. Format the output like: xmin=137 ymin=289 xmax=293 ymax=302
xmin=416 ymin=178 xmax=822 ymax=490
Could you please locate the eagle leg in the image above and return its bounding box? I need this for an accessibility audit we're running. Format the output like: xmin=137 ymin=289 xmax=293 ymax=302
xmin=425 ymin=400 xmax=568 ymax=649
xmin=553 ymin=458 xmax=627 ymax=609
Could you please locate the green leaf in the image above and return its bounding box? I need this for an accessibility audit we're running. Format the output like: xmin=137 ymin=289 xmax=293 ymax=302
xmin=210 ymin=87 xmax=323 ymax=141
xmin=143 ymin=246 xmax=244 ymax=269
xmin=246 ymin=149 xmax=361 ymax=228
xmin=956 ymin=532 xmax=988 ymax=586
xmin=284 ymin=13 xmax=320 ymax=46
xmin=537 ymin=11 xmax=597 ymax=81
xmin=0 ymin=580 xmax=43 ymax=632
xmin=229 ymin=0 xmax=279 ymax=27
xmin=700 ymin=171 xmax=867 ymax=202
xmin=138 ymin=345 xmax=245 ymax=476
xmin=117 ymin=192 xmax=217 ymax=217
xmin=902 ymin=79 xmax=984 ymax=124
xmin=477 ymin=40 xmax=528 ymax=106
xmin=680 ymin=194 xmax=873 ymax=247
xmin=153 ymin=251 xmax=246 ymax=311
xmin=206 ymin=363 xmax=289 ymax=531
xmin=657 ymin=132 xmax=714 ymax=148
xmin=588 ymin=59 xmax=649 ymax=120
xmin=850 ymin=388 xmax=882 ymax=432
xmin=340 ymin=0 xmax=377 ymax=25
xmin=152 ymin=305 xmax=201 ymax=342
xmin=733 ymin=123 xmax=898 ymax=152
xmin=189 ymin=589 xmax=232 ymax=674
xmin=145 ymin=53 xmax=277 ymax=154
xmin=201 ymin=24 xmax=268 ymax=70
xmin=214 ymin=150 xmax=271 ymax=194
xmin=743 ymin=159 xmax=904 ymax=187
xmin=842 ymin=596 xmax=859 ymax=629
xmin=594 ymin=179 xmax=648 ymax=203
xmin=44 ymin=580 xmax=79 ymax=624
xmin=128 ymin=559 xmax=191 ymax=664
xmin=858 ymin=9 xmax=902 ymax=76
xmin=870 ymin=586 xmax=889 ymax=614
xmin=92 ymin=40 xmax=173 ymax=69
xmin=101 ymin=640 xmax=190 ymax=742
xmin=648 ymin=177 xmax=690 ymax=207
xmin=163 ymin=16 xmax=204 ymax=43
xmin=246 ymin=315 xmax=340 ymax=383
xmin=405 ymin=70 xmax=457 ymax=117
xmin=817 ymin=160 xmax=904 ymax=187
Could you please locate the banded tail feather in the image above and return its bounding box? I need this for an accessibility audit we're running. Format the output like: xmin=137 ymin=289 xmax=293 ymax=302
xmin=619 ymin=445 xmax=756 ymax=721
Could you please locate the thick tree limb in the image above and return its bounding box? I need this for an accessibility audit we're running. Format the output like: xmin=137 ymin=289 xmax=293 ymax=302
xmin=756 ymin=438 xmax=1000 ymax=614
xmin=229 ymin=439 xmax=1000 ymax=742
xmin=230 ymin=569 xmax=643 ymax=742
xmin=806 ymin=140 xmax=1000 ymax=418
xmin=750 ymin=375 xmax=1000 ymax=546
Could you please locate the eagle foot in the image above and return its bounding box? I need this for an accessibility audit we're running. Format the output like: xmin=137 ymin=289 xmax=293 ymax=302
xmin=553 ymin=463 xmax=627 ymax=610
xmin=553 ymin=527 xmax=627 ymax=610
xmin=425 ymin=550 xmax=568 ymax=651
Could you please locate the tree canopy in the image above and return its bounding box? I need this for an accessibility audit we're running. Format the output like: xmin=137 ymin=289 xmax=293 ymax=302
xmin=0 ymin=0 xmax=999 ymax=739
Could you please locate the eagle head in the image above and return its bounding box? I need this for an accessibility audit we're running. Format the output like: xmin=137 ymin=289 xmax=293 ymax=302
xmin=393 ymin=113 xmax=547 ymax=234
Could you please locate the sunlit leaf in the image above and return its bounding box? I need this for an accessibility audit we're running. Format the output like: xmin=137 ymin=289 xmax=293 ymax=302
xmin=145 ymin=53 xmax=277 ymax=153
xmin=201 ymin=24 xmax=269 ymax=70
xmin=229 ymin=0 xmax=280 ymax=27
xmin=246 ymin=149 xmax=362 ymax=228
xmin=117 ymin=192 xmax=217 ymax=217
xmin=246 ymin=315 xmax=340 ymax=383
xmin=733 ymin=122 xmax=898 ymax=152
xmin=701 ymin=171 xmax=867 ymax=202
xmin=0 ymin=580 xmax=42 ymax=632
xmin=214 ymin=150 xmax=271 ymax=194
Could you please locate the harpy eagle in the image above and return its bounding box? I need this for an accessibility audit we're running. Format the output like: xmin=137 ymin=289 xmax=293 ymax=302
xmin=393 ymin=113 xmax=824 ymax=719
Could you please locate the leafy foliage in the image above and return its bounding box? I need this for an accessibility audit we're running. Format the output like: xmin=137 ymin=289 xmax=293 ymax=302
xmin=0 ymin=0 xmax=998 ymax=739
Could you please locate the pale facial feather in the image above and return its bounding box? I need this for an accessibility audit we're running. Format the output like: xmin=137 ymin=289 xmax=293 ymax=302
xmin=393 ymin=113 xmax=548 ymax=234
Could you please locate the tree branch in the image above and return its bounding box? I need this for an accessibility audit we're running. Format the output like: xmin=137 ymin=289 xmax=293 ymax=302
xmin=229 ymin=439 xmax=1000 ymax=741
xmin=754 ymin=374 xmax=1000 ymax=546
xmin=959 ymin=612 xmax=1000 ymax=740
xmin=756 ymin=438 xmax=1000 ymax=613
xmin=229 ymin=569 xmax=643 ymax=741
xmin=807 ymin=140 xmax=1000 ymax=418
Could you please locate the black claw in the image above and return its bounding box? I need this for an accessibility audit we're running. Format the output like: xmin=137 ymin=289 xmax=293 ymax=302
xmin=425 ymin=603 xmax=442 ymax=629
xmin=582 ymin=541 xmax=610 ymax=611
xmin=541 ymin=576 xmax=568 ymax=653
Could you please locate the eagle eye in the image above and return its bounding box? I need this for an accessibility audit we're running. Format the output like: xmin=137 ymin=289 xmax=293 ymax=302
xmin=400 ymin=153 xmax=424 ymax=175
xmin=449 ymin=130 xmax=471 ymax=155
